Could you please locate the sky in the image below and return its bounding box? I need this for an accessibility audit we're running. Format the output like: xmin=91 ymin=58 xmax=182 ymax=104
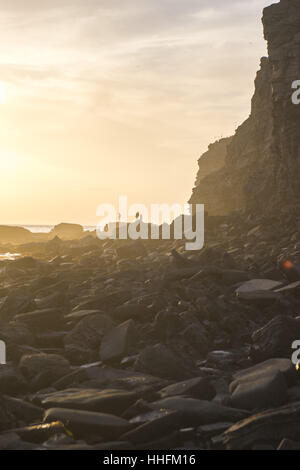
xmin=0 ymin=0 xmax=278 ymax=226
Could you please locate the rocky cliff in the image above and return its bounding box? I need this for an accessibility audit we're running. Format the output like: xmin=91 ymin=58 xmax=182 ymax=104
xmin=189 ymin=0 xmax=300 ymax=217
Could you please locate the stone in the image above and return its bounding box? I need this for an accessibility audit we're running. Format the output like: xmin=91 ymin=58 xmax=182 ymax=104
xmin=0 ymin=365 xmax=28 ymax=395
xmin=230 ymin=370 xmax=287 ymax=411
xmin=223 ymin=402 xmax=300 ymax=450
xmin=44 ymin=408 xmax=132 ymax=439
xmin=99 ymin=319 xmax=137 ymax=362
xmin=150 ymin=397 xmax=249 ymax=425
xmin=158 ymin=377 xmax=216 ymax=401
xmin=235 ymin=279 xmax=283 ymax=297
xmin=14 ymin=308 xmax=64 ymax=331
xmin=120 ymin=411 xmax=181 ymax=445
xmin=134 ymin=343 xmax=198 ymax=381
xmin=64 ymin=313 xmax=113 ymax=364
xmin=251 ymin=316 xmax=300 ymax=361
xmin=0 ymin=289 xmax=35 ymax=324
xmin=19 ymin=353 xmax=71 ymax=390
xmin=38 ymin=388 xmax=137 ymax=415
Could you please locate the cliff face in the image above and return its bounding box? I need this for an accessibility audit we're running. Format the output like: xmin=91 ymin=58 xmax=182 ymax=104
xmin=190 ymin=0 xmax=300 ymax=217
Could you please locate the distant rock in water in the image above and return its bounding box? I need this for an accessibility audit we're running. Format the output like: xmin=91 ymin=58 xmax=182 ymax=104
xmin=50 ymin=223 xmax=84 ymax=240
xmin=0 ymin=226 xmax=34 ymax=244
xmin=190 ymin=0 xmax=300 ymax=217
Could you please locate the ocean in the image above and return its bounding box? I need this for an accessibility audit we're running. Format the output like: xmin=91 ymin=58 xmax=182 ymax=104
xmin=9 ymin=225 xmax=96 ymax=233
xmin=0 ymin=225 xmax=96 ymax=260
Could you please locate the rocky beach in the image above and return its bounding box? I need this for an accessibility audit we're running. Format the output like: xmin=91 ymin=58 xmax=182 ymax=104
xmin=0 ymin=0 xmax=299 ymax=452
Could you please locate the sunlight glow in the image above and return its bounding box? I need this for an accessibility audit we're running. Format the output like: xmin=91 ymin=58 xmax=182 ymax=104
xmin=0 ymin=82 xmax=7 ymax=104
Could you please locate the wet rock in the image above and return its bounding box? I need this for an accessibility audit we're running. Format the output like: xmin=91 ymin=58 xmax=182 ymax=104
xmin=158 ymin=377 xmax=216 ymax=401
xmin=251 ymin=316 xmax=300 ymax=361
xmin=44 ymin=408 xmax=132 ymax=439
xmin=19 ymin=353 xmax=71 ymax=390
xmin=100 ymin=319 xmax=137 ymax=363
xmin=37 ymin=388 xmax=137 ymax=415
xmin=120 ymin=411 xmax=181 ymax=445
xmin=230 ymin=361 xmax=288 ymax=411
xmin=223 ymin=402 xmax=300 ymax=450
xmin=150 ymin=397 xmax=249 ymax=425
xmin=277 ymin=438 xmax=300 ymax=450
xmin=197 ymin=422 xmax=234 ymax=439
xmin=11 ymin=421 xmax=67 ymax=444
xmin=235 ymin=279 xmax=283 ymax=297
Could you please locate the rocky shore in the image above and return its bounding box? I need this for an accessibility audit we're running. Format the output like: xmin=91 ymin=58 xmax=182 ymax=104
xmin=0 ymin=0 xmax=299 ymax=451
xmin=0 ymin=208 xmax=299 ymax=450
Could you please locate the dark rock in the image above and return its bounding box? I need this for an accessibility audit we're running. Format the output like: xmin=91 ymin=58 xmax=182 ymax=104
xmin=19 ymin=353 xmax=71 ymax=390
xmin=44 ymin=408 xmax=132 ymax=439
xmin=11 ymin=421 xmax=67 ymax=444
xmin=158 ymin=377 xmax=216 ymax=401
xmin=64 ymin=313 xmax=113 ymax=364
xmin=100 ymin=319 xmax=137 ymax=363
xmin=0 ymin=289 xmax=35 ymax=324
xmin=223 ymin=402 xmax=300 ymax=450
xmin=0 ymin=365 xmax=28 ymax=395
xmin=37 ymin=388 xmax=137 ymax=415
xmin=251 ymin=316 xmax=300 ymax=361
xmin=134 ymin=343 xmax=198 ymax=381
xmin=14 ymin=308 xmax=64 ymax=331
xmin=150 ymin=397 xmax=249 ymax=425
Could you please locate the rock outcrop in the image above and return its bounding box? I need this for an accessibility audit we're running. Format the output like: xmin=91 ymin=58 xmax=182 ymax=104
xmin=190 ymin=0 xmax=300 ymax=217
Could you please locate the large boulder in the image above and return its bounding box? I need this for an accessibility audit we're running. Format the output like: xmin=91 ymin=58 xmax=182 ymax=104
xmin=50 ymin=223 xmax=84 ymax=240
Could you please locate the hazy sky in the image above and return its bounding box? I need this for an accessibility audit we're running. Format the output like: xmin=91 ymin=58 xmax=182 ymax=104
xmin=0 ymin=0 xmax=277 ymax=225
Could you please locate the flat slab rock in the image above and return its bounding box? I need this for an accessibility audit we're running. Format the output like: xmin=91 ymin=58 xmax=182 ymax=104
xmin=37 ymin=388 xmax=137 ymax=415
xmin=235 ymin=279 xmax=283 ymax=297
xmin=43 ymin=408 xmax=132 ymax=440
xmin=229 ymin=358 xmax=296 ymax=411
xmin=149 ymin=397 xmax=249 ymax=425
xmin=223 ymin=401 xmax=300 ymax=450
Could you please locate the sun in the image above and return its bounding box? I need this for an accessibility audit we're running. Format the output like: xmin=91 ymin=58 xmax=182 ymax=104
xmin=0 ymin=82 xmax=7 ymax=104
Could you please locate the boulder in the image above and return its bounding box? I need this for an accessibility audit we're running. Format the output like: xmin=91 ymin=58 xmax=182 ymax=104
xmin=38 ymin=388 xmax=137 ymax=415
xmin=134 ymin=343 xmax=198 ymax=381
xmin=99 ymin=319 xmax=137 ymax=362
xmin=44 ymin=408 xmax=132 ymax=439
xmin=50 ymin=223 xmax=84 ymax=240
xmin=251 ymin=316 xmax=300 ymax=361
xmin=158 ymin=377 xmax=216 ymax=401
xmin=150 ymin=397 xmax=249 ymax=425
xmin=19 ymin=353 xmax=71 ymax=390
xmin=64 ymin=313 xmax=113 ymax=364
xmin=223 ymin=402 xmax=300 ymax=450
xmin=0 ymin=365 xmax=27 ymax=395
